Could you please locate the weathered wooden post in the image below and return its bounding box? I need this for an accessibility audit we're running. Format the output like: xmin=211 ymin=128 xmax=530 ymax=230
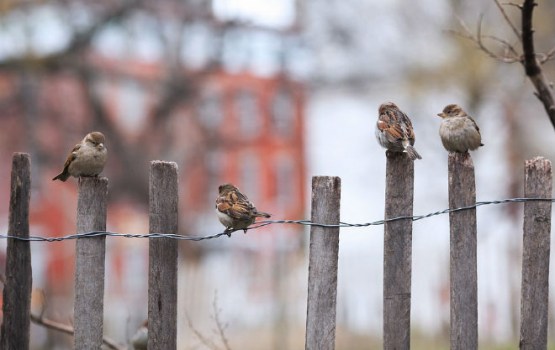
xmin=74 ymin=176 xmax=108 ymax=349
xmin=383 ymin=151 xmax=413 ymax=349
xmin=1 ymin=153 xmax=32 ymax=350
xmin=448 ymin=152 xmax=478 ymax=350
xmin=519 ymin=157 xmax=552 ymax=350
xmin=305 ymin=176 xmax=341 ymax=350
xmin=148 ymin=161 xmax=179 ymax=349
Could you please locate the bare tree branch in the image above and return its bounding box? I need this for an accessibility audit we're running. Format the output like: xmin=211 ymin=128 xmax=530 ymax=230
xmin=0 ymin=273 xmax=125 ymax=350
xmin=520 ymin=0 xmax=555 ymax=128
xmin=448 ymin=16 xmax=520 ymax=63
xmin=451 ymin=0 xmax=555 ymax=129
xmin=521 ymin=0 xmax=540 ymax=76
xmin=30 ymin=314 xmax=125 ymax=350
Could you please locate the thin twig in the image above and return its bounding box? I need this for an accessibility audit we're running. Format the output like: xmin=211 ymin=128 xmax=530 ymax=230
xmin=494 ymin=0 xmax=522 ymax=42
xmin=501 ymin=2 xmax=523 ymax=9
xmin=449 ymin=16 xmax=520 ymax=63
xmin=185 ymin=292 xmax=232 ymax=350
xmin=186 ymin=313 xmax=221 ymax=350
xmin=537 ymin=45 xmax=555 ymax=63
xmin=212 ymin=293 xmax=231 ymax=350
xmin=476 ymin=15 xmax=520 ymax=63
xmin=481 ymin=34 xmax=520 ymax=57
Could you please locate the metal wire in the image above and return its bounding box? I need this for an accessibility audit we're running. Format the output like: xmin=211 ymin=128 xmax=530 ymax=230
xmin=1 ymin=197 xmax=553 ymax=242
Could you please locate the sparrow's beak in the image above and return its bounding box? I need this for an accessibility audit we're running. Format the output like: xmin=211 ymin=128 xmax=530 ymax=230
xmin=99 ymin=143 xmax=104 ymax=148
xmin=437 ymin=113 xmax=446 ymax=118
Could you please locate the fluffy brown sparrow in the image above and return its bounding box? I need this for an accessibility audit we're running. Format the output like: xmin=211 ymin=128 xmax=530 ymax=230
xmin=376 ymin=102 xmax=422 ymax=160
xmin=215 ymin=183 xmax=271 ymax=235
xmin=52 ymin=131 xmax=107 ymax=181
xmin=437 ymin=104 xmax=483 ymax=153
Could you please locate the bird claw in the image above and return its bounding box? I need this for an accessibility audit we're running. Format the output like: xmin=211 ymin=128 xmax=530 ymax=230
xmin=224 ymin=228 xmax=233 ymax=237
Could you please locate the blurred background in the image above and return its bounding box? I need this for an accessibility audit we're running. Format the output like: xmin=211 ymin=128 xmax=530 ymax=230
xmin=0 ymin=0 xmax=555 ymax=349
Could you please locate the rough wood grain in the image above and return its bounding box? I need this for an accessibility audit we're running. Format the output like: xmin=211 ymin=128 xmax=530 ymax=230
xmin=305 ymin=176 xmax=341 ymax=350
xmin=0 ymin=153 xmax=32 ymax=350
xmin=519 ymin=157 xmax=552 ymax=350
xmin=148 ymin=161 xmax=179 ymax=350
xmin=448 ymin=152 xmax=478 ymax=350
xmin=74 ymin=176 xmax=108 ymax=350
xmin=383 ymin=151 xmax=413 ymax=350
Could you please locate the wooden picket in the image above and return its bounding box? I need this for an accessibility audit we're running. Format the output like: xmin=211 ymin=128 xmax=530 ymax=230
xmin=0 ymin=153 xmax=552 ymax=350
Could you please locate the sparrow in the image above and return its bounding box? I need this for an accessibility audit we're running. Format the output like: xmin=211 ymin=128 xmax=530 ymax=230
xmin=437 ymin=104 xmax=483 ymax=153
xmin=52 ymin=131 xmax=107 ymax=181
xmin=215 ymin=183 xmax=271 ymax=235
xmin=130 ymin=320 xmax=148 ymax=350
xmin=376 ymin=102 xmax=422 ymax=160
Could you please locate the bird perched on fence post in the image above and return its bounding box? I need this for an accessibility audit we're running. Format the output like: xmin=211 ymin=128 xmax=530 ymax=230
xmin=437 ymin=104 xmax=483 ymax=153
xmin=375 ymin=102 xmax=422 ymax=160
xmin=215 ymin=183 xmax=271 ymax=236
xmin=52 ymin=131 xmax=107 ymax=182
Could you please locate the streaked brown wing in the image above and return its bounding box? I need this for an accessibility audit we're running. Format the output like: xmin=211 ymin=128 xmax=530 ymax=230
xmin=230 ymin=188 xmax=250 ymax=203
xmin=398 ymin=110 xmax=415 ymax=142
xmin=378 ymin=110 xmax=404 ymax=140
xmin=62 ymin=143 xmax=80 ymax=171
xmin=216 ymin=191 xmax=254 ymax=220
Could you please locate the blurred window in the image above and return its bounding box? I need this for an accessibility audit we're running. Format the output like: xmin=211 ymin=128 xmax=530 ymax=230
xmin=271 ymin=87 xmax=294 ymax=136
xmin=275 ymin=155 xmax=294 ymax=209
xmin=197 ymin=90 xmax=223 ymax=129
xmin=235 ymin=89 xmax=261 ymax=136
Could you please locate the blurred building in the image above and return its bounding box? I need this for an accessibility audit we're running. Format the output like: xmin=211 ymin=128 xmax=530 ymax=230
xmin=0 ymin=2 xmax=307 ymax=348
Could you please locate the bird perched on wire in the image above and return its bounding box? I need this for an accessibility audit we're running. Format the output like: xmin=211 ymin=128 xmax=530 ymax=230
xmin=437 ymin=104 xmax=483 ymax=153
xmin=376 ymin=102 xmax=422 ymax=160
xmin=52 ymin=131 xmax=107 ymax=182
xmin=215 ymin=183 xmax=271 ymax=236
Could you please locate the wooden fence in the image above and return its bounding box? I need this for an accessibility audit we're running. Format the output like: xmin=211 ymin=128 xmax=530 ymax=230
xmin=0 ymin=151 xmax=553 ymax=350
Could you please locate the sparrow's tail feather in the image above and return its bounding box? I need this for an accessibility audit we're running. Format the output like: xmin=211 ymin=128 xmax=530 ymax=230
xmin=253 ymin=211 xmax=271 ymax=218
xmin=52 ymin=172 xmax=69 ymax=182
xmin=405 ymin=145 xmax=422 ymax=160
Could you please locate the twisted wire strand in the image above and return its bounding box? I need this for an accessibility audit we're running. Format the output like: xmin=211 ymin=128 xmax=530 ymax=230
xmin=1 ymin=197 xmax=552 ymax=242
